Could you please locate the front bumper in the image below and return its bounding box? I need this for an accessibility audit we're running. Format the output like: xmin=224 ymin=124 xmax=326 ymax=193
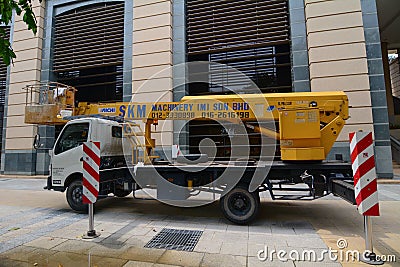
xmin=43 ymin=176 xmax=64 ymax=192
xmin=44 ymin=176 xmax=52 ymax=190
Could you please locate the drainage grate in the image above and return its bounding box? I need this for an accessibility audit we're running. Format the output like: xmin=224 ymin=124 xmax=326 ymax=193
xmin=145 ymin=228 xmax=203 ymax=251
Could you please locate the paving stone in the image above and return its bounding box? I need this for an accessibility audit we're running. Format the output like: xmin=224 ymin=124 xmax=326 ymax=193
xmin=293 ymin=262 xmax=342 ymax=267
xmin=25 ymin=247 xmax=59 ymax=266
xmin=47 ymin=251 xmax=91 ymax=267
xmin=197 ymin=231 xmax=214 ymax=241
xmin=193 ymin=239 xmax=222 ymax=254
xmin=101 ymin=232 xmax=132 ymax=245
xmin=261 ymin=236 xmax=289 ymax=247
xmin=1 ymin=245 xmax=36 ymax=262
xmin=271 ymin=226 xmax=296 ymax=235
xmin=200 ymin=253 xmax=246 ymax=267
xmin=157 ymin=250 xmax=204 ymax=267
xmin=51 ymin=239 xmax=96 ymax=254
xmin=148 ymin=220 xmax=170 ymax=228
xmin=227 ymin=224 xmax=249 ymax=233
xmin=248 ymin=233 xmax=272 ymax=244
xmin=90 ymin=254 xmax=128 ymax=267
xmin=24 ymin=236 xmax=67 ymax=250
xmin=45 ymin=228 xmax=86 ymax=239
xmin=123 ymin=261 xmax=154 ymax=267
xmin=154 ymin=264 xmax=184 ymax=267
xmin=1 ymin=229 xmax=31 ymax=239
xmin=123 ymin=235 xmax=150 ymax=247
xmin=144 ymin=227 xmax=162 ymax=238
xmin=286 ymin=237 xmax=327 ymax=249
xmin=127 ymin=226 xmax=152 ymax=236
xmin=249 ymin=225 xmax=272 ymax=234
xmin=96 ymin=222 xmax=129 ymax=233
xmin=247 ymin=243 xmax=269 ymax=257
xmin=166 ymin=222 xmax=205 ymax=231
xmin=293 ymin=228 xmax=319 ymax=235
xmin=123 ymin=261 xmax=184 ymax=267
xmin=120 ymin=246 xmax=165 ymax=263
xmin=220 ymin=242 xmax=248 ymax=256
xmin=204 ymin=223 xmax=227 ymax=232
xmin=0 ymin=257 xmax=29 ymax=267
xmin=88 ymin=243 xmax=128 ymax=258
xmin=248 ymin=256 xmax=295 ymax=267
xmin=213 ymin=231 xmax=248 ymax=242
xmin=282 ymin=221 xmax=314 ymax=229
xmin=61 ymin=220 xmax=88 ymax=230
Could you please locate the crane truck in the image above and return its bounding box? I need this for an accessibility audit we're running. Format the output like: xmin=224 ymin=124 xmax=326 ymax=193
xmin=24 ymin=83 xmax=356 ymax=224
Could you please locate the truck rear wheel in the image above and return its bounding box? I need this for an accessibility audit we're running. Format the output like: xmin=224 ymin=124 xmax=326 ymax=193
xmin=220 ymin=184 xmax=260 ymax=225
xmin=66 ymin=180 xmax=88 ymax=213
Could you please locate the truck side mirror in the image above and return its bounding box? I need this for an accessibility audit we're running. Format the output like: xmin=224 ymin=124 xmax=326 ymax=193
xmin=33 ymin=134 xmax=43 ymax=149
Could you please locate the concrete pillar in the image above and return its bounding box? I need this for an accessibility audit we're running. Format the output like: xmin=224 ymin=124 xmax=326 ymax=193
xmin=132 ymin=0 xmax=174 ymax=158
xmin=304 ymin=0 xmax=374 ymax=161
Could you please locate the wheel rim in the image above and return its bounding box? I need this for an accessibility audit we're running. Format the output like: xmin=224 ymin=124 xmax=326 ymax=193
xmin=72 ymin=186 xmax=82 ymax=204
xmin=228 ymin=192 xmax=251 ymax=216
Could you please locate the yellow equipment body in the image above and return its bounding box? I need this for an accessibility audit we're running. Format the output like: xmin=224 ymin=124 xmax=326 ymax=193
xmin=24 ymin=83 xmax=349 ymax=161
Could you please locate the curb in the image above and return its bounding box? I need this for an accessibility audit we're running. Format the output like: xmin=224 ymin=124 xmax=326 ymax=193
xmin=0 ymin=175 xmax=47 ymax=179
xmin=377 ymin=179 xmax=400 ymax=184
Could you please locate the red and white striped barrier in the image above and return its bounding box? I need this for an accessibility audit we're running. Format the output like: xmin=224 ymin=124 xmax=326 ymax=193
xmin=82 ymin=141 xmax=100 ymax=204
xmin=349 ymin=132 xmax=379 ymax=216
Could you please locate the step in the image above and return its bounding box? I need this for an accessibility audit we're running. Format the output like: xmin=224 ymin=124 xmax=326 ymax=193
xmin=124 ymin=132 xmax=145 ymax=136
xmin=138 ymin=156 xmax=160 ymax=159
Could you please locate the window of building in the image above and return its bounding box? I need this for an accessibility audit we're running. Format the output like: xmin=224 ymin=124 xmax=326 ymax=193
xmin=53 ymin=2 xmax=124 ymax=102
xmin=186 ymin=0 xmax=291 ymax=160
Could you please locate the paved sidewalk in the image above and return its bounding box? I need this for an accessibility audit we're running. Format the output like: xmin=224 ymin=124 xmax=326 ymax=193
xmin=0 ymin=178 xmax=399 ymax=267
xmin=0 ymin=203 xmax=341 ymax=267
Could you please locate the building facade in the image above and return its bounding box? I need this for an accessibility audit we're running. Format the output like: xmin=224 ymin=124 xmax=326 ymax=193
xmin=390 ymin=57 xmax=399 ymax=98
xmin=0 ymin=0 xmax=394 ymax=178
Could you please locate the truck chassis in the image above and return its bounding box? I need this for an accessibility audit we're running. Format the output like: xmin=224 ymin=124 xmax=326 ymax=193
xmin=45 ymin=160 xmax=356 ymax=224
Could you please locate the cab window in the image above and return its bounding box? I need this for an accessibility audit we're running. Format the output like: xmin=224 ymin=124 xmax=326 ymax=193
xmin=112 ymin=126 xmax=122 ymax=138
xmin=54 ymin=123 xmax=89 ymax=155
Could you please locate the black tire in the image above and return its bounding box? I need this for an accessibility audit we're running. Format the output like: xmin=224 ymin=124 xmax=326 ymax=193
xmin=114 ymin=189 xmax=132 ymax=198
xmin=66 ymin=180 xmax=88 ymax=213
xmin=220 ymin=184 xmax=260 ymax=225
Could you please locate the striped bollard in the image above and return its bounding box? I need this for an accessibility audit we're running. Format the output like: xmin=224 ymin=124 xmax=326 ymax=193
xmin=349 ymin=131 xmax=382 ymax=265
xmin=82 ymin=141 xmax=100 ymax=239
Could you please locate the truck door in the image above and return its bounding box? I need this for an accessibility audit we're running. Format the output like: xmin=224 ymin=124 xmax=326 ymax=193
xmin=51 ymin=122 xmax=90 ymax=185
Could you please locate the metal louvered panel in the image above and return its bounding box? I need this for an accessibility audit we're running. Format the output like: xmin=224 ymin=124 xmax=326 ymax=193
xmin=0 ymin=27 xmax=10 ymax=105
xmin=53 ymin=2 xmax=124 ymax=72
xmin=0 ymin=27 xmax=8 ymax=165
xmin=186 ymin=1 xmax=291 ymax=160
xmin=187 ymin=0 xmax=290 ymax=55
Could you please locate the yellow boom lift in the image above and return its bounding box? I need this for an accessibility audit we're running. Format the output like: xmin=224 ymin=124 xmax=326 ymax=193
xmin=24 ymin=82 xmax=349 ymax=162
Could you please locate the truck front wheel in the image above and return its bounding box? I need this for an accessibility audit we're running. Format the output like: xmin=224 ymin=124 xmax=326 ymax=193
xmin=220 ymin=184 xmax=260 ymax=225
xmin=66 ymin=180 xmax=88 ymax=212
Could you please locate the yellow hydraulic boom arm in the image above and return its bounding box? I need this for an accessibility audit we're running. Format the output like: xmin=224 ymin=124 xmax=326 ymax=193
xmin=24 ymin=83 xmax=349 ymax=161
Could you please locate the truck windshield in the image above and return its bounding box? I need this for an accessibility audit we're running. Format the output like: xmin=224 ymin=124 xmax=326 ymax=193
xmin=54 ymin=123 xmax=89 ymax=155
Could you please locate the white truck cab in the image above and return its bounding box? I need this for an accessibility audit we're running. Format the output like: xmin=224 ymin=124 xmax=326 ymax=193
xmin=45 ymin=117 xmax=130 ymax=211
